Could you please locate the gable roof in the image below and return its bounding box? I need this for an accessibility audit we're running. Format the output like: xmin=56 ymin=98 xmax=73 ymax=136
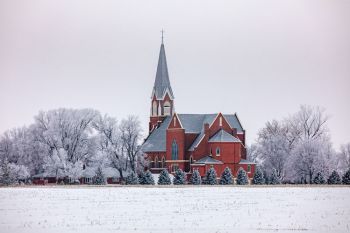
xmin=152 ymin=43 xmax=174 ymax=100
xmin=208 ymin=129 xmax=241 ymax=143
xmin=142 ymin=113 xmax=244 ymax=153
xmin=194 ymin=156 xmax=223 ymax=164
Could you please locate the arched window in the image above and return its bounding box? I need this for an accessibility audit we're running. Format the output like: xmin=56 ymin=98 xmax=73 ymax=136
xmin=164 ymin=101 xmax=171 ymax=116
xmin=152 ymin=101 xmax=157 ymax=116
xmin=190 ymin=156 xmax=193 ymax=164
xmin=162 ymin=156 xmax=166 ymax=168
xmin=247 ymin=165 xmax=251 ymax=173
xmin=155 ymin=156 xmax=159 ymax=168
xmin=216 ymin=147 xmax=220 ymax=156
xmin=171 ymin=140 xmax=178 ymax=160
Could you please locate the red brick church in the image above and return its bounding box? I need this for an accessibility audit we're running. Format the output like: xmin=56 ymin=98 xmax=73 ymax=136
xmin=142 ymin=40 xmax=255 ymax=178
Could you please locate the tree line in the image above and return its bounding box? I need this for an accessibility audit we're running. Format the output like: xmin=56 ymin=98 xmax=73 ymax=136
xmin=0 ymin=108 xmax=146 ymax=185
xmin=248 ymin=105 xmax=350 ymax=185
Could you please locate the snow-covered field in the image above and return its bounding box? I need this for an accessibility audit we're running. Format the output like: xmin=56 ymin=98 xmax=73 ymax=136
xmin=0 ymin=187 xmax=349 ymax=233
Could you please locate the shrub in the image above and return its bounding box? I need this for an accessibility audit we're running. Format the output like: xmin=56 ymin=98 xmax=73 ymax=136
xmin=236 ymin=167 xmax=248 ymax=185
xmin=252 ymin=168 xmax=265 ymax=185
xmin=125 ymin=172 xmax=139 ymax=185
xmin=204 ymin=167 xmax=217 ymax=185
xmin=313 ymin=172 xmax=326 ymax=184
xmin=327 ymin=170 xmax=341 ymax=185
xmin=158 ymin=169 xmax=171 ymax=185
xmin=270 ymin=169 xmax=281 ymax=185
xmin=219 ymin=167 xmax=233 ymax=185
xmin=139 ymin=170 xmax=155 ymax=185
xmin=342 ymin=169 xmax=350 ymax=185
xmin=173 ymin=169 xmax=186 ymax=185
xmin=190 ymin=169 xmax=201 ymax=185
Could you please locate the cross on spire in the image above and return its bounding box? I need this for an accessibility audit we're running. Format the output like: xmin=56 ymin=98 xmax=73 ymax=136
xmin=161 ymin=29 xmax=164 ymax=44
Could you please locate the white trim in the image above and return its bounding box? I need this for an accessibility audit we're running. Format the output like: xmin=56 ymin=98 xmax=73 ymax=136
xmin=172 ymin=113 xmax=184 ymax=129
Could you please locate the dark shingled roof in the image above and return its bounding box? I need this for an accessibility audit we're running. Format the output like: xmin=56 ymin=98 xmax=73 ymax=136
xmin=194 ymin=156 xmax=223 ymax=164
xmin=208 ymin=129 xmax=241 ymax=143
xmin=152 ymin=43 xmax=174 ymax=100
xmin=142 ymin=113 xmax=244 ymax=152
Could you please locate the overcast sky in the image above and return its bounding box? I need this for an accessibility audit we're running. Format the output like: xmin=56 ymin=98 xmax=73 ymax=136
xmin=0 ymin=0 xmax=349 ymax=149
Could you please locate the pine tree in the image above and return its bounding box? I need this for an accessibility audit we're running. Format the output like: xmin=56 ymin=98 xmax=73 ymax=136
xmin=204 ymin=167 xmax=217 ymax=185
xmin=313 ymin=172 xmax=326 ymax=184
xmin=252 ymin=168 xmax=265 ymax=185
xmin=270 ymin=168 xmax=281 ymax=185
xmin=190 ymin=169 xmax=201 ymax=185
xmin=236 ymin=167 xmax=248 ymax=185
xmin=94 ymin=166 xmax=106 ymax=185
xmin=327 ymin=170 xmax=341 ymax=184
xmin=173 ymin=168 xmax=186 ymax=185
xmin=158 ymin=169 xmax=171 ymax=185
xmin=342 ymin=169 xmax=350 ymax=185
xmin=219 ymin=167 xmax=233 ymax=185
xmin=125 ymin=172 xmax=139 ymax=185
xmin=140 ymin=170 xmax=155 ymax=185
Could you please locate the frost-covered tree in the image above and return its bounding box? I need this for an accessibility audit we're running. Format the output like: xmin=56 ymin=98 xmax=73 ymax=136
xmin=0 ymin=159 xmax=29 ymax=185
xmin=342 ymin=169 xmax=350 ymax=185
xmin=327 ymin=170 xmax=341 ymax=185
xmin=270 ymin=168 xmax=281 ymax=184
xmin=125 ymin=171 xmax=139 ymax=185
xmin=93 ymin=114 xmax=127 ymax=181
xmin=158 ymin=169 xmax=171 ymax=185
xmin=219 ymin=167 xmax=233 ymax=185
xmin=252 ymin=167 xmax=265 ymax=185
xmin=204 ymin=167 xmax=217 ymax=185
xmin=139 ymin=170 xmax=154 ymax=185
xmin=256 ymin=120 xmax=291 ymax=181
xmin=313 ymin=172 xmax=326 ymax=184
xmin=94 ymin=166 xmax=106 ymax=185
xmin=173 ymin=168 xmax=186 ymax=185
xmin=190 ymin=169 xmax=201 ymax=185
xmin=236 ymin=167 xmax=248 ymax=185
xmin=119 ymin=116 xmax=144 ymax=173
xmin=339 ymin=143 xmax=350 ymax=173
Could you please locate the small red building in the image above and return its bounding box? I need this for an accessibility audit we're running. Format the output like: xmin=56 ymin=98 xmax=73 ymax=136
xmin=142 ymin=41 xmax=255 ymax=179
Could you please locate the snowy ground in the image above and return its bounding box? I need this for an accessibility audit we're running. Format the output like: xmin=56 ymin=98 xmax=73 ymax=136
xmin=0 ymin=186 xmax=349 ymax=233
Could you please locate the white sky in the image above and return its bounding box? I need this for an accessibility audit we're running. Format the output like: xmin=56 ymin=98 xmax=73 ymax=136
xmin=0 ymin=0 xmax=349 ymax=149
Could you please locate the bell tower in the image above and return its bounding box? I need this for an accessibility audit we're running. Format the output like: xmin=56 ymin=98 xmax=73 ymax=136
xmin=149 ymin=32 xmax=175 ymax=133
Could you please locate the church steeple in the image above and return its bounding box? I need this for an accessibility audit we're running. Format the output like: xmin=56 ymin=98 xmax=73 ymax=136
xmin=149 ymin=34 xmax=175 ymax=132
xmin=152 ymin=40 xmax=174 ymax=100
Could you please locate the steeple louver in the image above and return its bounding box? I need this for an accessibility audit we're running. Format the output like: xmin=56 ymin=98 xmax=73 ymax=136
xmin=152 ymin=43 xmax=174 ymax=100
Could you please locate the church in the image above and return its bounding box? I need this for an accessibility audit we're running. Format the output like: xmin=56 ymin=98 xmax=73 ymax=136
xmin=142 ymin=40 xmax=256 ymax=179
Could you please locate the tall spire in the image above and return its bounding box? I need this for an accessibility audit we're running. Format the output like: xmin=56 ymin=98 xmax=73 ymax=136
xmin=152 ymin=36 xmax=174 ymax=100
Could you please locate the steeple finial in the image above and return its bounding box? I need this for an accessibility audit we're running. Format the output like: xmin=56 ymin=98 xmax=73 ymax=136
xmin=161 ymin=29 xmax=164 ymax=44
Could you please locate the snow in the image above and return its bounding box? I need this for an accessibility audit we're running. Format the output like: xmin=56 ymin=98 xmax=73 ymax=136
xmin=0 ymin=187 xmax=349 ymax=233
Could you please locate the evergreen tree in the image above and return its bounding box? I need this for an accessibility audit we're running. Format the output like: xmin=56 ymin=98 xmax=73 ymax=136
xmin=327 ymin=170 xmax=341 ymax=184
xmin=140 ymin=170 xmax=155 ymax=185
xmin=270 ymin=168 xmax=281 ymax=185
xmin=204 ymin=167 xmax=217 ymax=185
xmin=236 ymin=167 xmax=248 ymax=185
xmin=173 ymin=168 xmax=186 ymax=185
xmin=219 ymin=167 xmax=233 ymax=185
xmin=252 ymin=168 xmax=265 ymax=185
xmin=94 ymin=166 xmax=106 ymax=185
xmin=125 ymin=171 xmax=139 ymax=185
xmin=313 ymin=172 xmax=326 ymax=184
xmin=342 ymin=169 xmax=350 ymax=185
xmin=158 ymin=169 xmax=171 ymax=185
xmin=190 ymin=169 xmax=201 ymax=185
